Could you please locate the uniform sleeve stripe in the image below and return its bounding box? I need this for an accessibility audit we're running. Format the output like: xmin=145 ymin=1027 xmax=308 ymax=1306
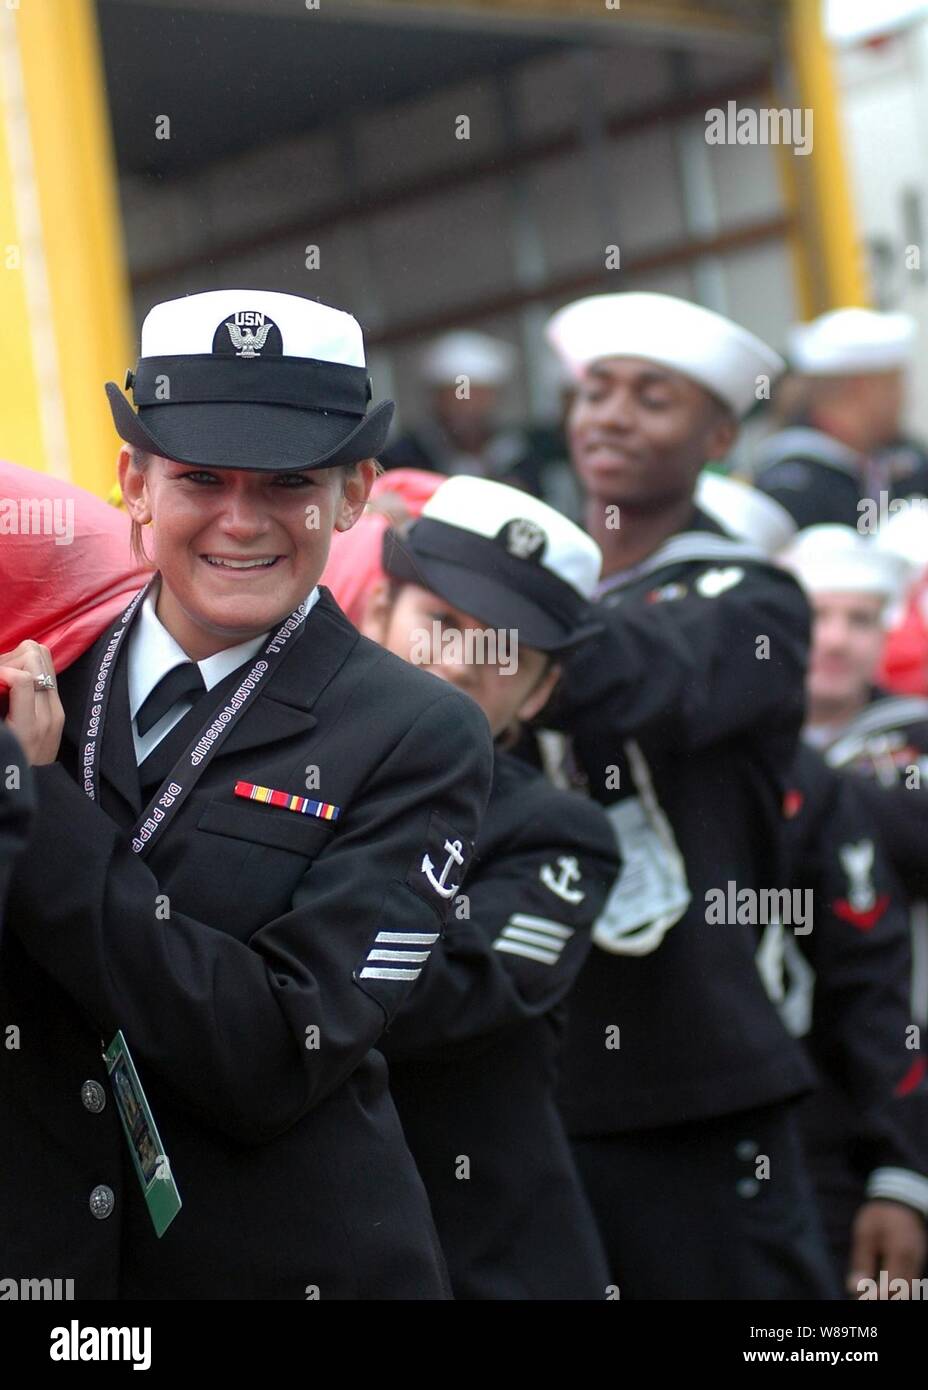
xmin=359 ymin=966 xmax=423 ymax=981
xmin=375 ymin=931 xmax=441 ymax=944
xmin=508 ymin=913 xmax=574 ymax=939
xmin=367 ymin=949 xmax=431 ymax=962
xmin=501 ymin=926 xmax=568 ymax=952
xmin=493 ymin=939 xmax=560 ymax=965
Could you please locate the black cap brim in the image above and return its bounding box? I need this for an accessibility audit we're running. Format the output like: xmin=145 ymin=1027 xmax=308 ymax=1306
xmin=106 ymin=383 xmax=394 ymax=471
xmin=383 ymin=530 xmax=603 ymax=653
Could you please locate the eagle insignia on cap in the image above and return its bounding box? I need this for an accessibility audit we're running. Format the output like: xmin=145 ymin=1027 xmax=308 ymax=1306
xmin=212 ymin=311 xmax=282 ymax=358
xmin=500 ymin=517 xmax=547 ymax=562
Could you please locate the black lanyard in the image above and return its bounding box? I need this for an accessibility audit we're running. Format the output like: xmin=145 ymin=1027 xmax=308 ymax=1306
xmin=79 ymin=579 xmax=310 ymax=858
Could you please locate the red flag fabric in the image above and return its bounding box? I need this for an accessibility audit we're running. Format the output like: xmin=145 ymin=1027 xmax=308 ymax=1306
xmin=879 ymin=578 xmax=928 ymax=696
xmin=0 ymin=460 xmax=151 ymax=701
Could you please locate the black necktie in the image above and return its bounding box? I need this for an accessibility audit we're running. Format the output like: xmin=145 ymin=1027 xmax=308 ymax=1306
xmin=135 ymin=662 xmax=206 ymax=737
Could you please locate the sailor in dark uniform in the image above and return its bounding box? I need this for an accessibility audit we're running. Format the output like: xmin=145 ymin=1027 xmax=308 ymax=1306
xmin=784 ymin=523 xmax=928 ymax=1029
xmin=380 ymin=330 xmax=544 ymax=492
xmin=0 ymin=289 xmax=493 ymax=1299
xmin=754 ymin=308 xmax=928 ymax=530
xmin=541 ymin=290 xmax=838 ymax=1299
xmin=781 ymin=743 xmax=928 ymax=1294
xmin=359 ymin=475 xmax=619 ymax=1298
xmin=683 ymin=475 xmax=928 ymax=1294
xmin=825 ymin=691 xmax=928 ymax=945
xmin=782 ymin=527 xmax=928 ymax=1287
xmin=0 ymin=724 xmax=34 ymax=940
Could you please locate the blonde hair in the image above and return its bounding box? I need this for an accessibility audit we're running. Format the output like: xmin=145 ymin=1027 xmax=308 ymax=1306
xmin=127 ymin=450 xmax=381 ymax=567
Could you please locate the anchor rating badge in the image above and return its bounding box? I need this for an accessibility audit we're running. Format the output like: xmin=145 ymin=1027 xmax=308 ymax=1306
xmin=540 ymin=855 xmax=584 ymax=904
xmin=408 ymin=813 xmax=474 ymax=911
xmin=421 ymin=838 xmax=464 ymax=899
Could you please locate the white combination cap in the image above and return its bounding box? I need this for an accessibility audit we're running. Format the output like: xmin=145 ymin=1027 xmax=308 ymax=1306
xmin=781 ymin=524 xmax=910 ymax=601
xmin=545 ymin=291 xmax=785 ymax=418
xmin=421 ymin=331 xmax=517 ymax=387
xmin=788 ymin=307 xmax=917 ymax=376
xmin=140 ymin=288 xmax=368 ymax=364
xmin=696 ymin=471 xmax=797 ymax=555
xmin=382 ymin=475 xmax=603 ymax=651
xmin=107 ymin=288 xmax=391 ymax=471
xmin=421 ymin=475 xmax=602 ymax=597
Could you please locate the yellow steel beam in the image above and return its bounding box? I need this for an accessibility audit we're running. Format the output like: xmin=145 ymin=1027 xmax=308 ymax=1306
xmin=0 ymin=9 xmax=46 ymax=478
xmin=770 ymin=80 xmax=817 ymax=320
xmin=783 ymin=0 xmax=869 ymax=311
xmin=0 ymin=0 xmax=132 ymax=496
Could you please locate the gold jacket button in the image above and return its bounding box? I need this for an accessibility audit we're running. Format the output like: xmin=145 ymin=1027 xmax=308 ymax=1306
xmin=81 ymin=1080 xmax=106 ymax=1114
xmin=89 ymin=1185 xmax=115 ymax=1220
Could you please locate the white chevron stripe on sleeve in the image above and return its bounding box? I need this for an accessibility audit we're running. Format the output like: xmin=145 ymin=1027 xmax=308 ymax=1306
xmin=375 ymin=931 xmax=440 ymax=944
xmin=493 ymin=938 xmax=560 ymax=965
xmin=507 ymin=913 xmax=574 ymax=940
xmin=359 ymin=965 xmax=423 ymax=981
xmin=367 ymin=949 xmax=431 ymax=963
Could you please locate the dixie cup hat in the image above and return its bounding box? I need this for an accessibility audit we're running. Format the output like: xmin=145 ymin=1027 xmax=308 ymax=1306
xmin=545 ymin=291 xmax=785 ymax=419
xmin=695 ymin=471 xmax=797 ymax=556
xmin=781 ymin=524 xmax=911 ymax=603
xmin=106 ymin=289 xmax=394 ymax=472
xmin=382 ymin=475 xmax=604 ymax=652
xmin=787 ymin=307 xmax=917 ymax=376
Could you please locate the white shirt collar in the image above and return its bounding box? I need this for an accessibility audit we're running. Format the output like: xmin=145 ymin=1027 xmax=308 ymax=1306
xmin=127 ymin=580 xmax=319 ymax=760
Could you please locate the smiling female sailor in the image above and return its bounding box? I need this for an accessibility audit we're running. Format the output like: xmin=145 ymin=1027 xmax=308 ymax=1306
xmin=0 ymin=289 xmax=493 ymax=1300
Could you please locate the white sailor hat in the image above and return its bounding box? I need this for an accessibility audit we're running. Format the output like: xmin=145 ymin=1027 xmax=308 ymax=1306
xmin=781 ymin=524 xmax=910 ymax=602
xmin=874 ymin=503 xmax=928 ymax=577
xmin=382 ymin=475 xmax=603 ymax=651
xmin=544 ymin=291 xmax=785 ymax=418
xmin=107 ymin=289 xmax=393 ymax=471
xmin=420 ymin=330 xmax=517 ymax=387
xmin=788 ymin=307 xmax=917 ymax=376
xmin=695 ymin=471 xmax=797 ymax=555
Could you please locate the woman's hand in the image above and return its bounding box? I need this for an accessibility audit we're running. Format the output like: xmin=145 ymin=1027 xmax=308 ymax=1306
xmin=0 ymin=641 xmax=65 ymax=766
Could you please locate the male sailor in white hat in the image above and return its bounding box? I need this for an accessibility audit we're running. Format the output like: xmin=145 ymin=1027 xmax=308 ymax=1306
xmin=542 ymin=290 xmax=841 ymax=1298
xmin=782 ymin=525 xmax=915 ymax=749
xmin=380 ymin=329 xmax=550 ymax=493
xmin=782 ymin=528 xmax=928 ymax=994
xmin=755 ymin=306 xmax=928 ymax=528
xmin=782 ymin=526 xmax=928 ymax=937
xmin=780 ymin=524 xmax=928 ymax=1289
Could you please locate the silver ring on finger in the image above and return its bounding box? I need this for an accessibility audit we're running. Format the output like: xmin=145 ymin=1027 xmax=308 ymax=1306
xmin=34 ymin=672 xmax=56 ymax=692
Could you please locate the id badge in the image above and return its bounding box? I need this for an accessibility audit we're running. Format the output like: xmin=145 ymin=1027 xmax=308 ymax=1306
xmin=103 ymin=1030 xmax=182 ymax=1238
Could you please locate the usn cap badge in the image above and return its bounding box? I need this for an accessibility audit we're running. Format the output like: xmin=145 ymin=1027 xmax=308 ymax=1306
xmin=499 ymin=517 xmax=547 ymax=562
